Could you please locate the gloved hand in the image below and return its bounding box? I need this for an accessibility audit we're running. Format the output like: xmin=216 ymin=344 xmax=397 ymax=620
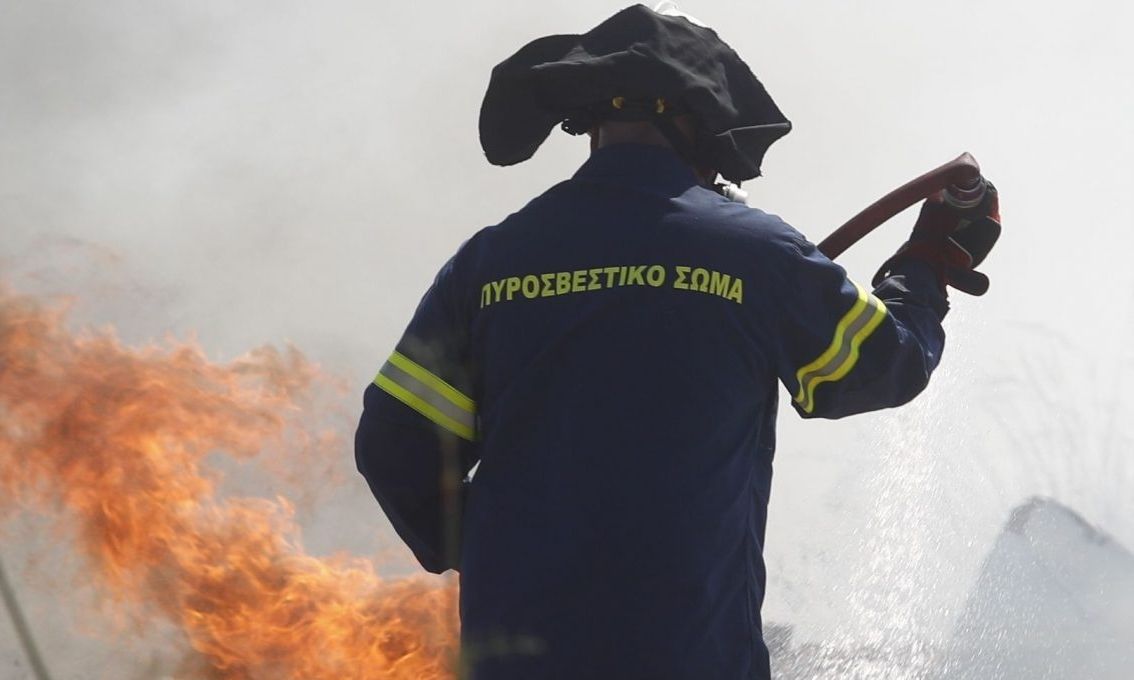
xmin=872 ymin=181 xmax=1001 ymax=295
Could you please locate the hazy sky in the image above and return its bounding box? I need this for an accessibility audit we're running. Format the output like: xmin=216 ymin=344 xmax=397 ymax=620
xmin=2 ymin=0 xmax=1133 ymax=676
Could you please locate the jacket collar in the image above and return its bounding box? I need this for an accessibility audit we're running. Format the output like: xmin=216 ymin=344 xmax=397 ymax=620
xmin=571 ymin=143 xmax=701 ymax=198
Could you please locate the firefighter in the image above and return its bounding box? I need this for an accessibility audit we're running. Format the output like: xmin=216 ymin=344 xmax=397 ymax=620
xmin=355 ymin=5 xmax=999 ymax=679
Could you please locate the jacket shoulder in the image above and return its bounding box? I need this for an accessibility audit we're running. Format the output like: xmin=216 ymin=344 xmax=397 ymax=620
xmin=684 ymin=192 xmax=813 ymax=261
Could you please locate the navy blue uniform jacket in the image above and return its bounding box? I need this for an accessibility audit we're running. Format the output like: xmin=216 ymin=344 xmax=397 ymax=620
xmin=356 ymin=144 xmax=946 ymax=679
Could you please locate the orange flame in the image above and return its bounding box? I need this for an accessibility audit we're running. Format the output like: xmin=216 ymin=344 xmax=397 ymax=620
xmin=0 ymin=287 xmax=459 ymax=679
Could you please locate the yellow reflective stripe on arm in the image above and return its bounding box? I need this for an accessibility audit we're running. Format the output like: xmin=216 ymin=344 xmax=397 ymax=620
xmin=374 ymin=351 xmax=477 ymax=441
xmin=374 ymin=374 xmax=476 ymax=440
xmin=793 ymin=282 xmax=888 ymax=414
xmin=387 ymin=351 xmax=476 ymax=413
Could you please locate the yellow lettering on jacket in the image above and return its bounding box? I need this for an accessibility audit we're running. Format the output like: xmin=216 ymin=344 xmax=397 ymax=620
xmin=571 ymin=270 xmax=587 ymax=293
xmin=522 ymin=275 xmax=540 ymax=299
xmin=673 ymin=266 xmax=690 ymax=290
xmin=710 ymin=271 xmax=731 ymax=298
xmin=588 ymin=268 xmax=603 ymax=291
xmin=670 ymin=265 xmax=743 ymax=304
xmin=626 ymin=266 xmax=646 ymax=286
xmin=694 ymin=268 xmax=713 ymax=293
xmin=478 ymin=265 xmax=745 ymax=308
xmin=727 ymin=277 xmax=743 ymax=303
xmin=603 ymin=266 xmax=620 ymax=287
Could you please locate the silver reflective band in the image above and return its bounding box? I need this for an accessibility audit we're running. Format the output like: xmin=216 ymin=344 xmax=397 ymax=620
xmin=793 ymin=283 xmax=888 ymax=414
xmin=375 ymin=352 xmax=477 ymax=441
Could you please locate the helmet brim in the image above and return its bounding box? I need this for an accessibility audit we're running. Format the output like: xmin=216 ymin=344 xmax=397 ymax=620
xmin=479 ymin=5 xmax=791 ymax=182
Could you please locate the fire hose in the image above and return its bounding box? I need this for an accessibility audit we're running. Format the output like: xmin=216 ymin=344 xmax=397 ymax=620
xmin=818 ymin=152 xmax=986 ymax=260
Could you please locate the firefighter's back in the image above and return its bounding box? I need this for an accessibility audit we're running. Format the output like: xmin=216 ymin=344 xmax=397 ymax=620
xmin=458 ymin=144 xmax=780 ymax=679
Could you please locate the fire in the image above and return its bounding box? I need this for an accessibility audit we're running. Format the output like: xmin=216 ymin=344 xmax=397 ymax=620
xmin=0 ymin=286 xmax=460 ymax=679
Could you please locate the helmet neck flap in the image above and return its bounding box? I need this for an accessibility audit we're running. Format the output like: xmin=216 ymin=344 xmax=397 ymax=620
xmin=479 ymin=4 xmax=792 ymax=184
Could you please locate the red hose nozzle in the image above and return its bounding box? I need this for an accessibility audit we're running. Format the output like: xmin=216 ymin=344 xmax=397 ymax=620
xmin=818 ymin=152 xmax=983 ymax=260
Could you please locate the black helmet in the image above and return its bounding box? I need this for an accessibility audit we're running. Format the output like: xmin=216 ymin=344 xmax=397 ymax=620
xmin=479 ymin=4 xmax=792 ymax=183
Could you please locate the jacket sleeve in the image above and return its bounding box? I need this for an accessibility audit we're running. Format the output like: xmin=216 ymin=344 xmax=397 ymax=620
xmin=764 ymin=220 xmax=947 ymax=420
xmin=355 ymin=254 xmax=480 ymax=573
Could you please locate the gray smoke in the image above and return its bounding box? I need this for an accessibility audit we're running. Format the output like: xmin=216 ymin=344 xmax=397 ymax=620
xmin=2 ymin=1 xmax=1133 ymax=678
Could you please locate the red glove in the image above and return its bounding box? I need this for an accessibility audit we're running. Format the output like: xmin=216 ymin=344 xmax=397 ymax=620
xmin=873 ymin=181 xmax=1001 ymax=296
